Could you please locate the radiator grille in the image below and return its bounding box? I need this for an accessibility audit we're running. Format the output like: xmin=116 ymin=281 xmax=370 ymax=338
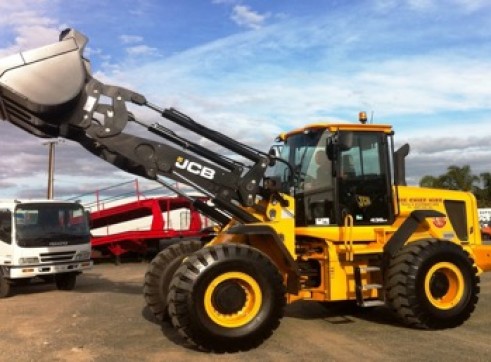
xmin=39 ymin=251 xmax=76 ymax=263
xmin=444 ymin=200 xmax=468 ymax=241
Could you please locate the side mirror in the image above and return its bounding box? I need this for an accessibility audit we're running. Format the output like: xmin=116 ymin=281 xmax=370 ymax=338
xmin=268 ymin=146 xmax=281 ymax=166
xmin=84 ymin=210 xmax=92 ymax=229
xmin=338 ymin=131 xmax=353 ymax=151
xmin=327 ymin=132 xmax=353 ymax=161
xmin=326 ymin=138 xmax=337 ymax=161
xmin=268 ymin=145 xmax=283 ymax=157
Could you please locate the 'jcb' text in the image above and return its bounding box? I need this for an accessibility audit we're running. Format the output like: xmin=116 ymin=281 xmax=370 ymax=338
xmin=175 ymin=157 xmax=215 ymax=180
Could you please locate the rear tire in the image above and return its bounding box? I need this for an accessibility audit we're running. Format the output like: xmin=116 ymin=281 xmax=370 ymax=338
xmin=55 ymin=272 xmax=77 ymax=290
xmin=168 ymin=244 xmax=286 ymax=352
xmin=386 ymin=239 xmax=479 ymax=329
xmin=143 ymin=240 xmax=202 ymax=322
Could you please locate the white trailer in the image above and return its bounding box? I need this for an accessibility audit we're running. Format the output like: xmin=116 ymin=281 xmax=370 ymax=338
xmin=0 ymin=199 xmax=92 ymax=297
xmin=478 ymin=208 xmax=491 ymax=226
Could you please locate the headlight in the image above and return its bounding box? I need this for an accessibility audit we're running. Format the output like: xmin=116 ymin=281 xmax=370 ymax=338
xmin=75 ymin=251 xmax=91 ymax=260
xmin=19 ymin=257 xmax=39 ymax=265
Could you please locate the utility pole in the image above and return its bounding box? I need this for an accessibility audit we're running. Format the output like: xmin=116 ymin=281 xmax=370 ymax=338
xmin=43 ymin=139 xmax=63 ymax=199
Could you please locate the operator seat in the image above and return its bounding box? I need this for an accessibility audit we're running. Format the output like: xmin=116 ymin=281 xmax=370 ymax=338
xmin=341 ymin=154 xmax=356 ymax=179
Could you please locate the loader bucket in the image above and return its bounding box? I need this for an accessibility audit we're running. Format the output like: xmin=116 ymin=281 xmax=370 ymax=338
xmin=0 ymin=29 xmax=89 ymax=118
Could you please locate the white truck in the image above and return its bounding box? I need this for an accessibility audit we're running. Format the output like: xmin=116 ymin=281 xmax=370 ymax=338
xmin=0 ymin=199 xmax=92 ymax=297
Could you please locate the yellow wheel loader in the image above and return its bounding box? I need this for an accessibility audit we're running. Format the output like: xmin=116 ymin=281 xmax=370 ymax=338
xmin=0 ymin=29 xmax=490 ymax=352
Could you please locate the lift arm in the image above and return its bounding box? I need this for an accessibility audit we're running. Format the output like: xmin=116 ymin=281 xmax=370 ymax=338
xmin=0 ymin=29 xmax=278 ymax=224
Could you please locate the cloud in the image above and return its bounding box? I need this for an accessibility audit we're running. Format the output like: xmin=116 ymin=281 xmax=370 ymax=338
xmin=374 ymin=0 xmax=491 ymax=13
xmin=125 ymin=44 xmax=159 ymax=56
xmin=1 ymin=0 xmax=491 ymax=197
xmin=100 ymin=3 xmax=491 ymax=188
xmin=0 ymin=1 xmax=61 ymax=57
xmin=212 ymin=0 xmax=237 ymax=4
xmin=120 ymin=34 xmax=144 ymax=44
xmin=115 ymin=21 xmax=491 ymax=126
xmin=455 ymin=0 xmax=491 ymax=12
xmin=406 ymin=0 xmax=434 ymax=10
xmin=231 ymin=5 xmax=269 ymax=29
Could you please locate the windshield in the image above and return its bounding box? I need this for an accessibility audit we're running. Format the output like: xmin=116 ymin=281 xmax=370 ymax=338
xmin=15 ymin=203 xmax=90 ymax=247
xmin=270 ymin=129 xmax=331 ymax=193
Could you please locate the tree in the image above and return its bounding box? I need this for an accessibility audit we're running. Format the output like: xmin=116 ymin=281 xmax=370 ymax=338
xmin=443 ymin=165 xmax=479 ymax=192
xmin=476 ymin=172 xmax=491 ymax=208
xmin=419 ymin=165 xmax=490 ymax=207
xmin=419 ymin=165 xmax=478 ymax=191
xmin=419 ymin=175 xmax=446 ymax=189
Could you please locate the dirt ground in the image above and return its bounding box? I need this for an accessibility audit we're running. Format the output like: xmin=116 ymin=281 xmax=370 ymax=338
xmin=0 ymin=261 xmax=490 ymax=362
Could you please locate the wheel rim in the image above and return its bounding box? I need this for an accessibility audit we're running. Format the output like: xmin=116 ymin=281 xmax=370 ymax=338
xmin=424 ymin=262 xmax=465 ymax=310
xmin=204 ymin=271 xmax=262 ymax=328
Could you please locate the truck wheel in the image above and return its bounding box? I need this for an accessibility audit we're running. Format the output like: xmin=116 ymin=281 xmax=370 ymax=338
xmin=14 ymin=278 xmax=31 ymax=286
xmin=55 ymin=272 xmax=77 ymax=290
xmin=0 ymin=275 xmax=12 ymax=298
xmin=143 ymin=239 xmax=202 ymax=322
xmin=39 ymin=275 xmax=55 ymax=283
xmin=167 ymin=244 xmax=286 ymax=352
xmin=386 ymin=239 xmax=479 ymax=329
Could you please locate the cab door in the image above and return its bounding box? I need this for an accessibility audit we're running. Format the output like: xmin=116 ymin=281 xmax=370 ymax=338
xmin=0 ymin=209 xmax=13 ymax=258
xmin=334 ymin=131 xmax=394 ymax=226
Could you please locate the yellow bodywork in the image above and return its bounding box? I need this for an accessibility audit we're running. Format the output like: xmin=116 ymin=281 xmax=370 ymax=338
xmin=287 ymin=184 xmax=491 ymax=304
xmin=208 ymin=182 xmax=491 ymax=306
xmin=208 ymin=123 xmax=491 ymax=306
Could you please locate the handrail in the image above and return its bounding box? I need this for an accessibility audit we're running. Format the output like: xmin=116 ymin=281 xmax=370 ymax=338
xmin=67 ymin=179 xmax=179 ymax=212
xmin=343 ymin=214 xmax=354 ymax=261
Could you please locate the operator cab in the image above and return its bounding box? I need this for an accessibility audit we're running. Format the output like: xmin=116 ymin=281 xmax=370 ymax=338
xmin=270 ymin=123 xmax=395 ymax=227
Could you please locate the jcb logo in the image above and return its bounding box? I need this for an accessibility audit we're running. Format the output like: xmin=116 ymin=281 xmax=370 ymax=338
xmin=175 ymin=157 xmax=216 ymax=180
xmin=356 ymin=195 xmax=372 ymax=208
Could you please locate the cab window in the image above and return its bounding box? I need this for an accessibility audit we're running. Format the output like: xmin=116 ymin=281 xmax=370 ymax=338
xmin=0 ymin=209 xmax=12 ymax=244
xmin=337 ymin=131 xmax=392 ymax=225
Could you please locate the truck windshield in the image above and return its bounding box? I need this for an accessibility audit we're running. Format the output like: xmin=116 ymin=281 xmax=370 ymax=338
xmin=15 ymin=203 xmax=90 ymax=247
xmin=270 ymin=129 xmax=331 ymax=193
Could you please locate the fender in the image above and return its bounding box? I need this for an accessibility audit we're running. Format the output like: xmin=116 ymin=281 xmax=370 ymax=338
xmin=225 ymin=224 xmax=301 ymax=294
xmin=384 ymin=209 xmax=445 ymax=259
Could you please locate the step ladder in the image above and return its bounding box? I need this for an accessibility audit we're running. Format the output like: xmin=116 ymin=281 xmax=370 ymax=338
xmin=354 ymin=265 xmax=385 ymax=307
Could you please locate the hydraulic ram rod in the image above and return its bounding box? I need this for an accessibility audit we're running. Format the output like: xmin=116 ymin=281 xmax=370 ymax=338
xmin=146 ymin=102 xmax=266 ymax=163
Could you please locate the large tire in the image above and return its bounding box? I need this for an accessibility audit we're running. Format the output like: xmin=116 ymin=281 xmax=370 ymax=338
xmin=168 ymin=244 xmax=286 ymax=352
xmin=143 ymin=240 xmax=202 ymax=322
xmin=14 ymin=278 xmax=31 ymax=286
xmin=0 ymin=275 xmax=11 ymax=298
xmin=386 ymin=239 xmax=479 ymax=329
xmin=55 ymin=272 xmax=77 ymax=290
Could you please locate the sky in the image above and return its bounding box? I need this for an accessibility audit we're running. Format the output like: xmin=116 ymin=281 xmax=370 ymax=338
xmin=0 ymin=0 xmax=491 ymax=201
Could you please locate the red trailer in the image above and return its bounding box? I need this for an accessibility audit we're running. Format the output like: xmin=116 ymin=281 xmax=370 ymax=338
xmin=78 ymin=180 xmax=211 ymax=260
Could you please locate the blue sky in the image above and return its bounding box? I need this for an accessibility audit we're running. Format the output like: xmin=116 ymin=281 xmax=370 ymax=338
xmin=1 ymin=0 xmax=491 ymax=199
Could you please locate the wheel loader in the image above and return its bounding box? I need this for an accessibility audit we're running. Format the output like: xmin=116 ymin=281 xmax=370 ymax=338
xmin=0 ymin=29 xmax=490 ymax=352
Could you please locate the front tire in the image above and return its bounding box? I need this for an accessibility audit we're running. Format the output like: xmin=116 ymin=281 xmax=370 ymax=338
xmin=0 ymin=275 xmax=11 ymax=298
xmin=386 ymin=239 xmax=479 ymax=329
xmin=143 ymin=240 xmax=202 ymax=321
xmin=55 ymin=272 xmax=77 ymax=290
xmin=168 ymin=244 xmax=286 ymax=352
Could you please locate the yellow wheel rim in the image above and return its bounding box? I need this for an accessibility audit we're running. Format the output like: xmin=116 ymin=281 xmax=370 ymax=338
xmin=424 ymin=262 xmax=465 ymax=310
xmin=204 ymin=271 xmax=262 ymax=328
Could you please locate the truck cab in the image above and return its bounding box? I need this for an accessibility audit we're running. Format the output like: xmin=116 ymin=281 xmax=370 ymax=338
xmin=0 ymin=200 xmax=92 ymax=297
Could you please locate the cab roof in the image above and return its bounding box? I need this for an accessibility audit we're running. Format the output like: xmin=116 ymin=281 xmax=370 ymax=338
xmin=278 ymin=122 xmax=393 ymax=141
xmin=0 ymin=199 xmax=82 ymax=208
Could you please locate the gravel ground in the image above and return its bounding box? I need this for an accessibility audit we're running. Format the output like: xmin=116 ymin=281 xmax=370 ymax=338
xmin=0 ymin=261 xmax=489 ymax=362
